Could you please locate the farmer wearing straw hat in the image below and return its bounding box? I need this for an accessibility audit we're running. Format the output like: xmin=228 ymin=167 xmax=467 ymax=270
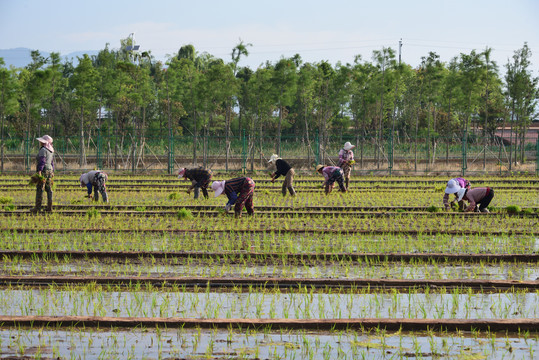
xmin=30 ymin=135 xmax=55 ymax=213
xmin=211 ymin=177 xmax=255 ymax=218
xmin=456 ymin=186 xmax=494 ymax=213
xmin=268 ymin=154 xmax=296 ymax=196
xmin=80 ymin=170 xmax=109 ymax=203
xmin=338 ymin=142 xmax=355 ymax=189
xmin=316 ymin=164 xmax=347 ymax=195
xmin=178 ymin=167 xmax=213 ymax=199
xmin=442 ymin=178 xmax=471 ymax=211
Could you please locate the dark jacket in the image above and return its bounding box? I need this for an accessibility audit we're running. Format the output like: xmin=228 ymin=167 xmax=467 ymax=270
xmin=273 ymin=159 xmax=292 ymax=179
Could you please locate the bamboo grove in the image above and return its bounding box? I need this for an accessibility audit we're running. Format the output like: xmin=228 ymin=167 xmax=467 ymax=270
xmin=0 ymin=40 xmax=537 ymax=164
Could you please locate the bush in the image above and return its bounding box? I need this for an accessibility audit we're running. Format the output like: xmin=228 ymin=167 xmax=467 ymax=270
xmin=505 ymin=205 xmax=521 ymax=214
xmin=177 ymin=208 xmax=193 ymax=220
xmin=86 ymin=208 xmax=101 ymax=219
xmin=0 ymin=196 xmax=13 ymax=204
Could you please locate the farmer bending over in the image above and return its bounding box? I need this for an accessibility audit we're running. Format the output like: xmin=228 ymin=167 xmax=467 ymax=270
xmin=212 ymin=177 xmax=255 ymax=218
xmin=268 ymin=154 xmax=296 ymax=196
xmin=80 ymin=170 xmax=109 ymax=203
xmin=178 ymin=167 xmax=213 ymax=199
xmin=455 ymin=187 xmax=494 ymax=213
xmin=443 ymin=178 xmax=471 ymax=211
xmin=316 ymin=165 xmax=347 ymax=195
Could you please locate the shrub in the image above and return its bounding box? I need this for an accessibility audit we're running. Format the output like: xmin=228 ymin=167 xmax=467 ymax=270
xmin=177 ymin=208 xmax=193 ymax=220
xmin=505 ymin=205 xmax=521 ymax=214
xmin=0 ymin=196 xmax=13 ymax=204
xmin=86 ymin=208 xmax=101 ymax=219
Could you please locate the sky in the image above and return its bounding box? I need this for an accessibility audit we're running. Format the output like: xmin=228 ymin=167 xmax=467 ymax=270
xmin=1 ymin=0 xmax=538 ymax=74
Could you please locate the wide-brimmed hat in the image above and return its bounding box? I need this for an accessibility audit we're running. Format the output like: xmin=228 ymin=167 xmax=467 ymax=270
xmin=315 ymin=164 xmax=325 ymax=172
xmin=177 ymin=168 xmax=186 ymax=178
xmin=456 ymin=188 xmax=466 ymax=202
xmin=268 ymin=154 xmax=280 ymax=163
xmin=211 ymin=181 xmax=226 ymax=197
xmin=343 ymin=141 xmax=355 ymax=150
xmin=444 ymin=179 xmax=461 ymax=194
xmin=36 ymin=135 xmax=53 ymax=144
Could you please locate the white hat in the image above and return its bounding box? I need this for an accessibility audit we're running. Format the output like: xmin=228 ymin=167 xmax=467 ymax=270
xmin=444 ymin=179 xmax=461 ymax=194
xmin=456 ymin=188 xmax=466 ymax=202
xmin=268 ymin=154 xmax=280 ymax=163
xmin=343 ymin=142 xmax=355 ymax=150
xmin=178 ymin=168 xmax=186 ymax=178
xmin=211 ymin=181 xmax=226 ymax=197
xmin=36 ymin=135 xmax=53 ymax=144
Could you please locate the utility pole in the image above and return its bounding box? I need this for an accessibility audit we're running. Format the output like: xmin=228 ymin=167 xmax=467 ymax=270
xmin=398 ymin=38 xmax=402 ymax=66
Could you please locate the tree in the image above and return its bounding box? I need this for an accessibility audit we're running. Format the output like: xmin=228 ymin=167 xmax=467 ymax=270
xmin=271 ymin=57 xmax=298 ymax=154
xmin=70 ymin=54 xmax=99 ymax=166
xmin=0 ymin=58 xmax=19 ymax=172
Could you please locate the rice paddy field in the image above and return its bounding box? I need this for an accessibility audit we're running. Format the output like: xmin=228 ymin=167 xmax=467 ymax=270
xmin=0 ymin=173 xmax=538 ymax=359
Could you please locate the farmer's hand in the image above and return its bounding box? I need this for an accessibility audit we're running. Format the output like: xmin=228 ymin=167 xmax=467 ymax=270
xmin=186 ymin=188 xmax=191 ymax=195
xmin=270 ymin=178 xmax=275 ymax=183
xmin=225 ymin=204 xmax=232 ymax=213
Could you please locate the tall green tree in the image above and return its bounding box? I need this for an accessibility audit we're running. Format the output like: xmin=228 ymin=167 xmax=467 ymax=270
xmin=0 ymin=58 xmax=19 ymax=171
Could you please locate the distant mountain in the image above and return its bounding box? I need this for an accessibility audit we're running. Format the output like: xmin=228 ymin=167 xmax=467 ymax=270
xmin=0 ymin=48 xmax=99 ymax=68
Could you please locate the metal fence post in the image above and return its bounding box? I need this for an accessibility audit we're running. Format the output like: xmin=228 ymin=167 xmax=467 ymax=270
xmin=314 ymin=130 xmax=319 ymax=166
xmin=388 ymin=133 xmax=393 ymax=176
xmin=25 ymin=131 xmax=30 ymax=173
xmin=461 ymin=130 xmax=467 ymax=177
xmin=168 ymin=131 xmax=174 ymax=175
xmin=96 ymin=128 xmax=102 ymax=170
xmin=242 ymin=129 xmax=246 ymax=174
xmin=536 ymin=138 xmax=539 ymax=176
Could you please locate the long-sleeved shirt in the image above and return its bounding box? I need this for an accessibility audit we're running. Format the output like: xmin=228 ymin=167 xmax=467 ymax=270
xmin=443 ymin=178 xmax=471 ymax=208
xmin=338 ymin=149 xmax=354 ymax=166
xmin=184 ymin=168 xmax=212 ymax=182
xmin=272 ymin=159 xmax=292 ymax=179
xmin=224 ymin=177 xmax=248 ymax=205
xmin=80 ymin=170 xmax=105 ymax=194
xmin=321 ymin=166 xmax=340 ymax=181
xmin=36 ymin=147 xmax=54 ymax=172
xmin=462 ymin=187 xmax=491 ymax=212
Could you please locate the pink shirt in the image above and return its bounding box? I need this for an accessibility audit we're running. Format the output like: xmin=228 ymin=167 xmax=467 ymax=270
xmin=463 ymin=187 xmax=490 ymax=212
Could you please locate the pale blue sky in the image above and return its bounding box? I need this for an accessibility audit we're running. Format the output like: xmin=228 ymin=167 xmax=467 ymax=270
xmin=1 ymin=0 xmax=538 ymax=72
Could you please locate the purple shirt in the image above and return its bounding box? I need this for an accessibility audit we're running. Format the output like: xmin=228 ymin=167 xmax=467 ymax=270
xmin=321 ymin=166 xmax=340 ymax=181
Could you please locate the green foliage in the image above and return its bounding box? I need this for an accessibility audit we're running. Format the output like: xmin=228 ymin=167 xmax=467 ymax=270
xmin=176 ymin=208 xmax=193 ymax=220
xmin=4 ymin=204 xmax=15 ymax=211
xmin=168 ymin=192 xmax=180 ymax=200
xmin=0 ymin=196 xmax=13 ymax=204
xmin=505 ymin=205 xmax=521 ymax=214
xmin=86 ymin=208 xmax=101 ymax=218
xmin=426 ymin=205 xmax=440 ymax=213
xmin=135 ymin=206 xmax=146 ymax=212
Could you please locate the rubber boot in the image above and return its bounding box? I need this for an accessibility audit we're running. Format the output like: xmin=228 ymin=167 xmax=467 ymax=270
xmin=30 ymin=189 xmax=43 ymax=213
xmin=193 ymin=187 xmax=200 ymax=199
xmin=45 ymin=198 xmax=53 ymax=212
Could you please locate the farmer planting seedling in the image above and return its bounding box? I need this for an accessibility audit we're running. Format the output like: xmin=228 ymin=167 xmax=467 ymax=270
xmin=30 ymin=135 xmax=55 ymax=213
xmin=212 ymin=177 xmax=255 ymax=218
xmin=316 ymin=164 xmax=347 ymax=195
xmin=338 ymin=141 xmax=355 ymax=189
xmin=443 ymin=178 xmax=471 ymax=211
xmin=455 ymin=186 xmax=494 ymax=213
xmin=268 ymin=154 xmax=296 ymax=197
xmin=79 ymin=170 xmax=109 ymax=203
xmin=178 ymin=167 xmax=213 ymax=199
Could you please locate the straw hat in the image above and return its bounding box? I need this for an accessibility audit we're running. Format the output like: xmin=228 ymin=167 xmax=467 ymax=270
xmin=268 ymin=154 xmax=280 ymax=163
xmin=36 ymin=135 xmax=53 ymax=144
xmin=343 ymin=141 xmax=355 ymax=150
xmin=211 ymin=181 xmax=226 ymax=197
xmin=177 ymin=168 xmax=186 ymax=178
xmin=444 ymin=179 xmax=461 ymax=194
xmin=315 ymin=164 xmax=325 ymax=172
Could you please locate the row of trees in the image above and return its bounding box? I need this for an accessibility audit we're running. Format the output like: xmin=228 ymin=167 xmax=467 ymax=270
xmin=0 ymin=38 xmax=537 ymax=165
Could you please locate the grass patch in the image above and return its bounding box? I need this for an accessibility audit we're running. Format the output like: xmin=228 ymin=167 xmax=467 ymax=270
xmin=168 ymin=192 xmax=180 ymax=200
xmin=426 ymin=205 xmax=440 ymax=213
xmin=0 ymin=196 xmax=13 ymax=204
xmin=86 ymin=208 xmax=101 ymax=219
xmin=505 ymin=205 xmax=521 ymax=214
xmin=135 ymin=206 xmax=147 ymax=212
xmin=177 ymin=208 xmax=193 ymax=220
